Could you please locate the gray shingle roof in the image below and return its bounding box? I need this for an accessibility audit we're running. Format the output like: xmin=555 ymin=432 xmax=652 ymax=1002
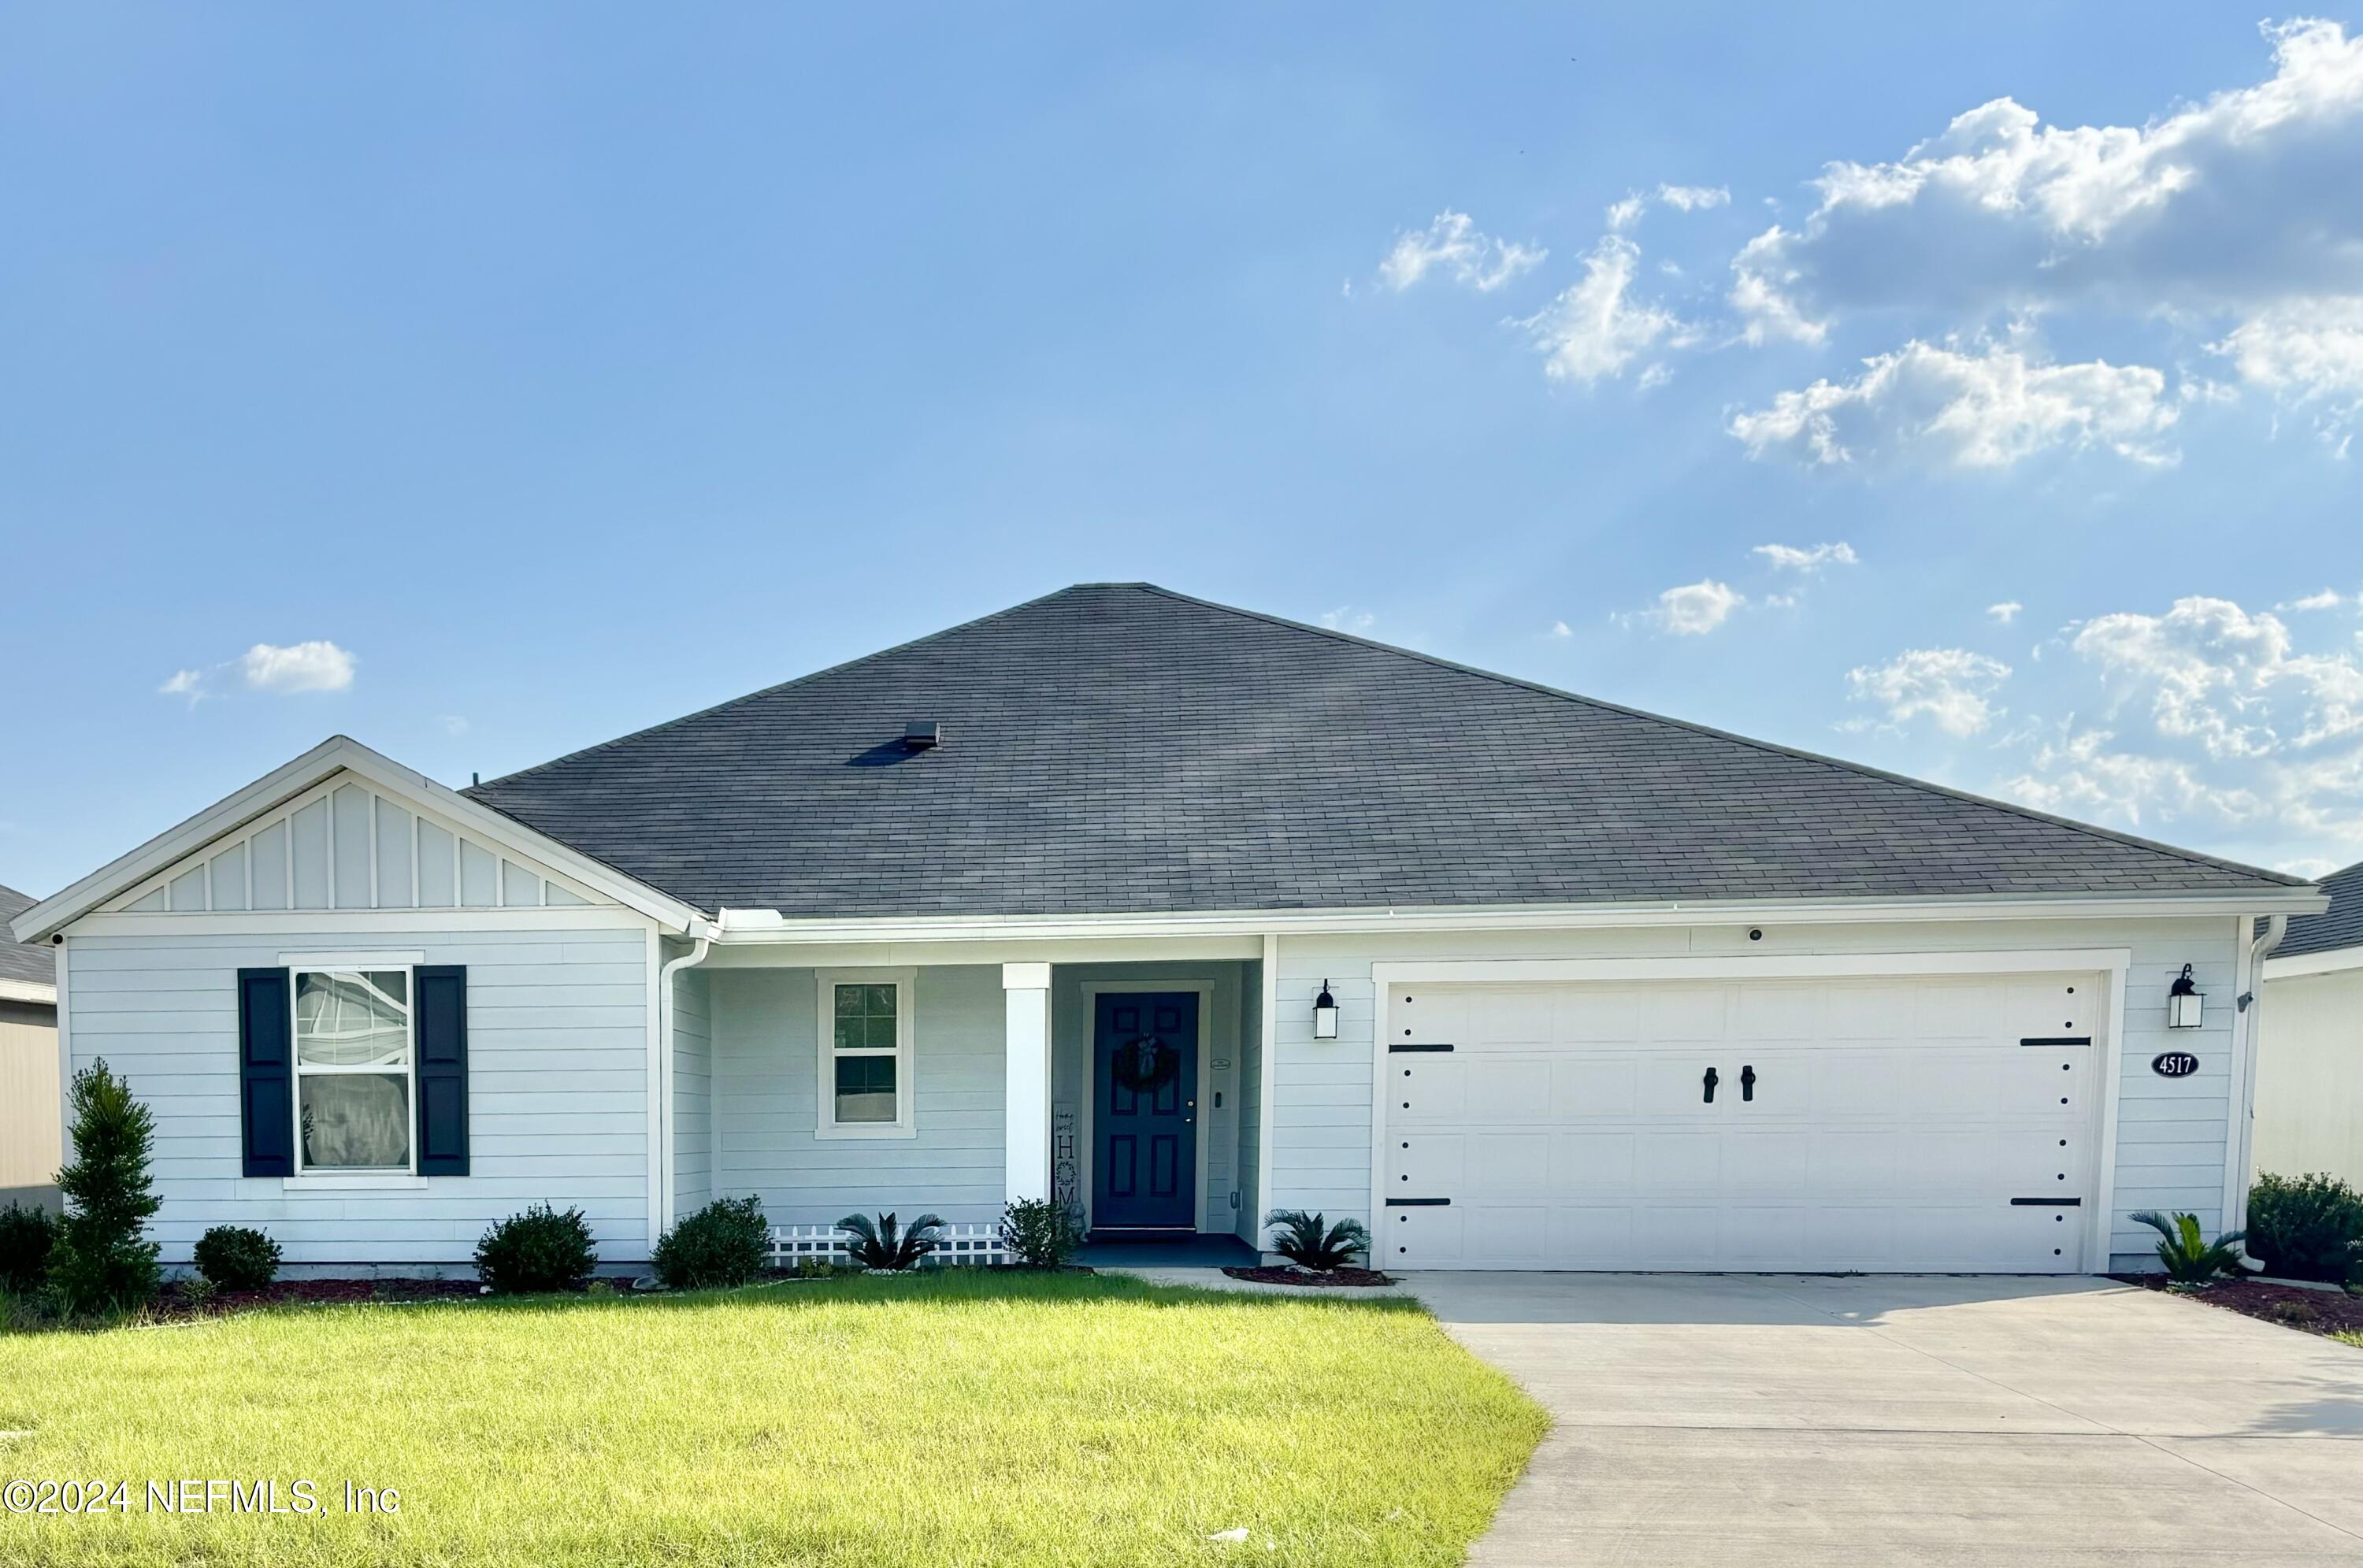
xmin=465 ymin=584 xmax=2303 ymax=918
xmin=2276 ymin=859 xmax=2363 ymax=958
xmin=0 ymin=884 xmax=57 ymax=989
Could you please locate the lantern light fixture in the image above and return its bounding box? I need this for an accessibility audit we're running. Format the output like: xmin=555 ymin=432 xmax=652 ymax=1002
xmin=1313 ymin=980 xmax=1339 ymax=1040
xmin=2166 ymin=964 xmax=2203 ymax=1030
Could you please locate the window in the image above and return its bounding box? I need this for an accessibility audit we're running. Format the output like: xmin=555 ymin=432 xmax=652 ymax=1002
xmin=815 ymin=969 xmax=915 ymax=1139
xmin=293 ymin=969 xmax=414 ymax=1172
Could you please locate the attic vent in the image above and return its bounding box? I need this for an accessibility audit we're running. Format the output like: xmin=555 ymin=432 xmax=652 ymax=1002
xmin=903 ymin=720 xmax=941 ymax=751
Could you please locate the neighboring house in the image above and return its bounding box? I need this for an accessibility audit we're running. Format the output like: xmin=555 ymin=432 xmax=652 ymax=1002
xmin=2256 ymin=860 xmax=2363 ymax=1185
xmin=0 ymin=881 xmax=63 ymax=1210
xmin=8 ymin=584 xmax=2328 ymax=1275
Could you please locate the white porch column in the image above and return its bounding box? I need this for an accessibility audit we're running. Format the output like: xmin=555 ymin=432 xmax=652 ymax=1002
xmin=1002 ymin=962 xmax=1053 ymax=1203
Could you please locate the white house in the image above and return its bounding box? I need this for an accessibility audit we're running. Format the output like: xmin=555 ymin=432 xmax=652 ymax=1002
xmin=11 ymin=584 xmax=2325 ymax=1274
xmin=2256 ymin=861 xmax=2363 ymax=1186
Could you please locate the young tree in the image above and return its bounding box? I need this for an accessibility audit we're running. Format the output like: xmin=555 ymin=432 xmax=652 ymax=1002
xmin=47 ymin=1060 xmax=162 ymax=1316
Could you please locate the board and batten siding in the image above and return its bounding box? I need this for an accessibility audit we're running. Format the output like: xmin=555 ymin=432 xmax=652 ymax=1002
xmin=670 ymin=964 xmax=715 ymax=1217
xmin=63 ymin=927 xmax=654 ymax=1268
xmin=0 ymin=998 xmax=61 ymax=1196
xmin=1261 ymin=916 xmax=2247 ymax=1271
xmin=710 ymin=965 xmax=1005 ymax=1226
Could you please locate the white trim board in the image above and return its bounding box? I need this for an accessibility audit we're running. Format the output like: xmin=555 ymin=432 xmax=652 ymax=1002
xmin=11 ymin=735 xmax=703 ymax=943
xmin=2261 ymin=946 xmax=2363 ymax=981
xmin=1078 ymin=980 xmax=1215 ymax=1236
xmin=1368 ymin=948 xmax=2132 ymax=1274
xmin=0 ymin=977 xmax=56 ymax=1006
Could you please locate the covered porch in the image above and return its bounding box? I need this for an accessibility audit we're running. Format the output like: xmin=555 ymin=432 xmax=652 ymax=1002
xmin=665 ymin=945 xmax=1271 ymax=1255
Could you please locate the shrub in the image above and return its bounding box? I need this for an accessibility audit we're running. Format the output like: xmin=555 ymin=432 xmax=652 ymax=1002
xmin=2248 ymin=1172 xmax=2363 ymax=1284
xmin=474 ymin=1203 xmax=597 ymax=1294
xmin=653 ymin=1195 xmax=770 ymax=1289
xmin=1266 ymin=1210 xmax=1371 ymax=1272
xmin=838 ymin=1211 xmax=944 ymax=1271
xmin=47 ymin=1060 xmax=162 ymax=1317
xmin=2130 ymin=1210 xmax=2253 ymax=1286
xmin=0 ymin=1203 xmax=55 ymax=1294
xmin=191 ymin=1225 xmax=281 ymax=1292
xmin=999 ymin=1196 xmax=1083 ymax=1269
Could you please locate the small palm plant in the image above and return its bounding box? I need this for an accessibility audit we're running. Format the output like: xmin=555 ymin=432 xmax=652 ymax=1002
xmin=838 ymin=1211 xmax=945 ymax=1272
xmin=1265 ymin=1210 xmax=1371 ymax=1273
xmin=2130 ymin=1210 xmax=2254 ymax=1287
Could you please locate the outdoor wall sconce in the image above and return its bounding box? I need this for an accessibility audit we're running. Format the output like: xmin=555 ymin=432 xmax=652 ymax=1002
xmin=1313 ymin=980 xmax=1339 ymax=1040
xmin=2167 ymin=964 xmax=2204 ymax=1029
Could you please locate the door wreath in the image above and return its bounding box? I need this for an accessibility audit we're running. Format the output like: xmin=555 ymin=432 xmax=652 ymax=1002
xmin=1111 ymin=1036 xmax=1180 ymax=1095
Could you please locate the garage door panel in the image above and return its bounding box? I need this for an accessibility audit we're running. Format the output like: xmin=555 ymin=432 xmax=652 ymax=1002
xmin=1385 ymin=973 xmax=2104 ymax=1273
xmin=1549 ymin=1057 xmax=1638 ymax=1118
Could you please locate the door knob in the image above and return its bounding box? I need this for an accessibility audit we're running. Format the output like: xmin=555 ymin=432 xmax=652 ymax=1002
xmin=1702 ymin=1066 xmax=1719 ymax=1104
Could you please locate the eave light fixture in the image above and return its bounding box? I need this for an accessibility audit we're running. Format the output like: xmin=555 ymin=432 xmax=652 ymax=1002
xmin=1313 ymin=980 xmax=1339 ymax=1040
xmin=2167 ymin=964 xmax=2203 ymax=1030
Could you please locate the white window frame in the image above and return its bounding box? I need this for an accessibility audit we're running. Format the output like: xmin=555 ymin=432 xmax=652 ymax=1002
xmin=814 ymin=966 xmax=917 ymax=1140
xmin=289 ymin=962 xmax=420 ymax=1177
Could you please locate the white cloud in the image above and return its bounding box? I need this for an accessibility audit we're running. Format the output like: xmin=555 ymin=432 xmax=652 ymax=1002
xmin=1378 ymin=211 xmax=1546 ymax=293
xmin=1846 ymin=647 xmax=2012 ymax=736
xmin=1604 ymin=193 xmax=1646 ymax=231
xmin=1319 ymin=606 xmax=1377 ymax=634
xmin=1625 ymin=579 xmax=1745 ymax=636
xmin=1519 ymin=235 xmax=1692 ymax=384
xmin=440 ymin=715 xmax=469 ymax=737
xmin=1549 ymin=620 xmax=1573 ymax=639
xmin=1987 ymin=601 xmax=2024 ymax=624
xmin=2280 ymin=588 xmax=2346 ymax=611
xmin=1657 ymin=183 xmax=1731 ymax=212
xmin=1729 ymin=20 xmax=2363 ymax=404
xmin=158 ymin=640 xmax=357 ymax=703
xmin=1753 ymin=541 xmax=1859 ymax=573
xmin=239 ymin=641 xmax=356 ymax=694
xmin=2068 ymin=596 xmax=2363 ymax=757
xmin=1729 ymin=339 xmax=2178 ymax=469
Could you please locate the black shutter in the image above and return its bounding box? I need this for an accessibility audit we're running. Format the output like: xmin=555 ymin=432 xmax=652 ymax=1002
xmin=415 ymin=965 xmax=469 ymax=1177
xmin=237 ymin=967 xmax=294 ymax=1177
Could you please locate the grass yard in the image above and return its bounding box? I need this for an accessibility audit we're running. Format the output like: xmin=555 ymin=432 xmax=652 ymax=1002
xmin=0 ymin=1271 xmax=1545 ymax=1566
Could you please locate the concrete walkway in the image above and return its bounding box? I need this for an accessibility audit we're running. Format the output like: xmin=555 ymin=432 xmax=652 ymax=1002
xmin=1407 ymin=1273 xmax=2363 ymax=1566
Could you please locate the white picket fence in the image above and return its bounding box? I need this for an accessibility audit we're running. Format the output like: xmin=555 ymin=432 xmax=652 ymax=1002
xmin=767 ymin=1222 xmax=1005 ymax=1269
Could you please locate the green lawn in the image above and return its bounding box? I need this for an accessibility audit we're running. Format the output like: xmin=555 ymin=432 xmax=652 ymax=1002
xmin=0 ymin=1272 xmax=1545 ymax=1566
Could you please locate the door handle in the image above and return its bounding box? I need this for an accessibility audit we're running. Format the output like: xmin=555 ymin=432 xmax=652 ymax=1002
xmin=1741 ymin=1065 xmax=1756 ymax=1103
xmin=1702 ymin=1066 xmax=1719 ymax=1104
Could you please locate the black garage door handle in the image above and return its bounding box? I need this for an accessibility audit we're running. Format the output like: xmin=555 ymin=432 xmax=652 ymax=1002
xmin=1702 ymin=1066 xmax=1719 ymax=1104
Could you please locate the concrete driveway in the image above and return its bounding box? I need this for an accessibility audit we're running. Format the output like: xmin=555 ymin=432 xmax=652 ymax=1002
xmin=1408 ymin=1273 xmax=2363 ymax=1566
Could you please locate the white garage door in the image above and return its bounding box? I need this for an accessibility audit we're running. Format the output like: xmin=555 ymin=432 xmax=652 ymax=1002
xmin=1381 ymin=973 xmax=2101 ymax=1273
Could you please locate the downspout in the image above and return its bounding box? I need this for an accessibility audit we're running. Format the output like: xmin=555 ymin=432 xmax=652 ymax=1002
xmin=2230 ymin=914 xmax=2288 ymax=1257
xmin=656 ymin=924 xmax=714 ymax=1236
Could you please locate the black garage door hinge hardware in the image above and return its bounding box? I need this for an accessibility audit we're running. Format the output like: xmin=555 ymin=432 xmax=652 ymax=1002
xmin=1385 ymin=1198 xmax=1451 ymax=1207
xmin=2009 ymin=1198 xmax=2083 ymax=1207
xmin=1702 ymin=1066 xmax=1719 ymax=1103
xmin=1388 ymin=1042 xmax=1456 ymax=1053
xmin=2020 ymin=1037 xmax=2093 ymax=1047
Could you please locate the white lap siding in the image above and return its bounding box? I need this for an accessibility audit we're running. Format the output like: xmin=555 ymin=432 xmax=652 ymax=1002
xmin=710 ymin=965 xmax=1005 ymax=1226
xmin=62 ymin=928 xmax=652 ymax=1270
xmin=671 ymin=964 xmax=714 ymax=1218
xmin=1262 ymin=916 xmax=2247 ymax=1273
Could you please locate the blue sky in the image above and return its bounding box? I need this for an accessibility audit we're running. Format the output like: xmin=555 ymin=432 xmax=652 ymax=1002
xmin=6 ymin=6 xmax=2362 ymax=897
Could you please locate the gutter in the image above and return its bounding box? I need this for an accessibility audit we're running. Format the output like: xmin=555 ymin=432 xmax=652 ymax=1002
xmin=2230 ymin=914 xmax=2289 ymax=1259
xmin=655 ymin=926 xmax=714 ymax=1234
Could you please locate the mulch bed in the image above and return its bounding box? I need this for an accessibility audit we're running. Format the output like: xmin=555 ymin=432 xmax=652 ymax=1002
xmin=153 ymin=1278 xmax=500 ymax=1320
xmin=1222 ymin=1266 xmax=1398 ymax=1288
xmin=2120 ymin=1274 xmax=2363 ymax=1338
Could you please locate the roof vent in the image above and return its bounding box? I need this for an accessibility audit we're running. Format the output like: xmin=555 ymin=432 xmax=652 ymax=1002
xmin=902 ymin=720 xmax=941 ymax=751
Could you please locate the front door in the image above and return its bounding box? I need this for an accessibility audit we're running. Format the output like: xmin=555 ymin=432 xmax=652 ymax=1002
xmin=1092 ymin=992 xmax=1198 ymax=1230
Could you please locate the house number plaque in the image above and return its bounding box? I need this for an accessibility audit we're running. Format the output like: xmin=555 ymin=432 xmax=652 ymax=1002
xmin=2150 ymin=1051 xmax=2200 ymax=1078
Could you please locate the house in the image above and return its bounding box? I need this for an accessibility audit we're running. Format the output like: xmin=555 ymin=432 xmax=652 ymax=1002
xmin=0 ymin=882 xmax=63 ymax=1210
xmin=9 ymin=584 xmax=2327 ymax=1274
xmin=2255 ymin=860 xmax=2363 ymax=1185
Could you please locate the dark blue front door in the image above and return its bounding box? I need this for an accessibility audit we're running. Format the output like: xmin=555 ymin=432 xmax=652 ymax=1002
xmin=1092 ymin=992 xmax=1198 ymax=1230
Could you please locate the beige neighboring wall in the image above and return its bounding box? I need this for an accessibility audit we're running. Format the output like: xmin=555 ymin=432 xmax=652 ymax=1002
xmin=0 ymin=996 xmax=61 ymax=1190
xmin=2254 ymin=965 xmax=2363 ymax=1185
